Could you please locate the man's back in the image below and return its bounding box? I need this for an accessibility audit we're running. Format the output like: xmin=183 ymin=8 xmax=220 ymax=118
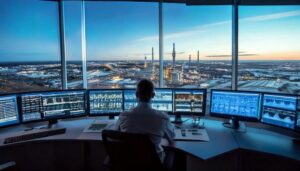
xmin=114 ymin=102 xmax=175 ymax=157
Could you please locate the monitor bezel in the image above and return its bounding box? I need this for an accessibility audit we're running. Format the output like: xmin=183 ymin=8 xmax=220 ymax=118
xmin=173 ymin=88 xmax=207 ymax=116
xmin=123 ymin=88 xmax=174 ymax=114
xmin=260 ymin=92 xmax=298 ymax=131
xmin=0 ymin=94 xmax=20 ymax=128
xmin=87 ymin=89 xmax=124 ymax=117
xmin=19 ymin=89 xmax=87 ymax=123
xmin=209 ymin=89 xmax=262 ymax=122
xmin=296 ymin=96 xmax=300 ymax=132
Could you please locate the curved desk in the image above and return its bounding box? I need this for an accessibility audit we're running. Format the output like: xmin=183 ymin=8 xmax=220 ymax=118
xmin=0 ymin=117 xmax=300 ymax=171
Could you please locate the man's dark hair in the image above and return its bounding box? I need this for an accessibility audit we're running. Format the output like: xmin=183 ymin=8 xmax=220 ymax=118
xmin=136 ymin=79 xmax=155 ymax=102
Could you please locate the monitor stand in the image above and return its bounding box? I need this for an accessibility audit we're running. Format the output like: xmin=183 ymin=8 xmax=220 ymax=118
xmin=24 ymin=119 xmax=58 ymax=131
xmin=172 ymin=114 xmax=183 ymax=124
xmin=191 ymin=116 xmax=205 ymax=129
xmin=41 ymin=119 xmax=58 ymax=129
xmin=223 ymin=117 xmax=246 ymax=132
xmin=109 ymin=116 xmax=115 ymax=120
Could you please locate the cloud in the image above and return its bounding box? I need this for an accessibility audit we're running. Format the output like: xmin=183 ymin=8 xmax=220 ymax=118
xmin=135 ymin=10 xmax=300 ymax=43
xmin=240 ymin=10 xmax=300 ymax=22
xmin=136 ymin=20 xmax=230 ymax=42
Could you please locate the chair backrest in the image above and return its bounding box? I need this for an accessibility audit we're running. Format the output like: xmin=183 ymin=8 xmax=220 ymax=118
xmin=102 ymin=130 xmax=163 ymax=171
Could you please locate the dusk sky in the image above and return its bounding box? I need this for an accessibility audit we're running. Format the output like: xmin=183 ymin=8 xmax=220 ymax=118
xmin=0 ymin=0 xmax=299 ymax=62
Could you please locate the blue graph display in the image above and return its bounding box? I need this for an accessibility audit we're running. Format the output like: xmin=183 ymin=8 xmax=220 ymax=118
xmin=210 ymin=91 xmax=261 ymax=119
xmin=261 ymin=94 xmax=297 ymax=129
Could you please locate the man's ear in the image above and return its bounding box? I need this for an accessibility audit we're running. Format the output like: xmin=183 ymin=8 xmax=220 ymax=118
xmin=152 ymin=92 xmax=155 ymax=98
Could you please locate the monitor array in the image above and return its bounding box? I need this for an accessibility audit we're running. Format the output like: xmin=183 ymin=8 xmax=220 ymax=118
xmin=0 ymin=89 xmax=299 ymax=132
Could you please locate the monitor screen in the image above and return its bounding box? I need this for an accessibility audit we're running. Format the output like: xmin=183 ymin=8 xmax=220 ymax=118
xmin=261 ymin=94 xmax=297 ymax=129
xmin=21 ymin=94 xmax=43 ymax=122
xmin=0 ymin=95 xmax=19 ymax=127
xmin=123 ymin=89 xmax=137 ymax=111
xmin=21 ymin=90 xmax=86 ymax=121
xmin=174 ymin=89 xmax=205 ymax=115
xmin=297 ymin=97 xmax=300 ymax=129
xmin=210 ymin=90 xmax=261 ymax=119
xmin=151 ymin=89 xmax=173 ymax=112
xmin=89 ymin=90 xmax=123 ymax=115
xmin=42 ymin=91 xmax=85 ymax=118
xmin=124 ymin=89 xmax=173 ymax=112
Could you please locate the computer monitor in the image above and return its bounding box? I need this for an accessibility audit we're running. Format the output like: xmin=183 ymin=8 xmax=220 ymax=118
xmin=210 ymin=90 xmax=261 ymax=129
xmin=151 ymin=89 xmax=173 ymax=113
xmin=0 ymin=95 xmax=19 ymax=127
xmin=89 ymin=90 xmax=123 ymax=116
xmin=20 ymin=90 xmax=86 ymax=123
xmin=297 ymin=97 xmax=300 ymax=131
xmin=123 ymin=89 xmax=137 ymax=111
xmin=124 ymin=89 xmax=173 ymax=113
xmin=42 ymin=90 xmax=86 ymax=119
xmin=261 ymin=93 xmax=297 ymax=130
xmin=20 ymin=93 xmax=43 ymax=122
xmin=174 ymin=89 xmax=206 ymax=116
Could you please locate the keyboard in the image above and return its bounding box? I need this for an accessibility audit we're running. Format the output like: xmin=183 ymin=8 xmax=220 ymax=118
xmin=4 ymin=128 xmax=66 ymax=144
xmin=83 ymin=123 xmax=109 ymax=133
xmin=88 ymin=123 xmax=108 ymax=131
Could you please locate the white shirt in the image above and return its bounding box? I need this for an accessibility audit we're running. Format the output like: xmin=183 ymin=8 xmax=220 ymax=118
xmin=114 ymin=102 xmax=175 ymax=158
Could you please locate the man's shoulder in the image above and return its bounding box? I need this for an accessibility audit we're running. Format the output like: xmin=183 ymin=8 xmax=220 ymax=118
xmin=119 ymin=111 xmax=133 ymax=117
xmin=120 ymin=108 xmax=169 ymax=120
xmin=151 ymin=109 xmax=170 ymax=120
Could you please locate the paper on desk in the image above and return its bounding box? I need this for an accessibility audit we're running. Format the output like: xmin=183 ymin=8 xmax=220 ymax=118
xmin=83 ymin=120 xmax=115 ymax=133
xmin=174 ymin=128 xmax=210 ymax=141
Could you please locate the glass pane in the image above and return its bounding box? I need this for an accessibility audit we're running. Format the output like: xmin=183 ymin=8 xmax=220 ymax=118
xmin=0 ymin=0 xmax=61 ymax=94
xmin=239 ymin=6 xmax=300 ymax=94
xmin=163 ymin=4 xmax=232 ymax=90
xmin=64 ymin=1 xmax=83 ymax=89
xmin=86 ymin=1 xmax=159 ymax=89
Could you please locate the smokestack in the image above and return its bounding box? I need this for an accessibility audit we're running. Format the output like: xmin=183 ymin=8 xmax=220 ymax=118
xmin=172 ymin=43 xmax=176 ymax=69
xmin=189 ymin=55 xmax=191 ymax=68
xmin=152 ymin=47 xmax=154 ymax=67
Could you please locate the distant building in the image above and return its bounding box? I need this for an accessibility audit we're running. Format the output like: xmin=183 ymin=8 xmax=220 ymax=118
xmin=197 ymin=50 xmax=200 ymax=70
xmin=172 ymin=43 xmax=176 ymax=69
xmin=144 ymin=56 xmax=148 ymax=69
xmin=171 ymin=71 xmax=182 ymax=85
xmin=164 ymin=67 xmax=172 ymax=81
xmin=189 ymin=55 xmax=191 ymax=69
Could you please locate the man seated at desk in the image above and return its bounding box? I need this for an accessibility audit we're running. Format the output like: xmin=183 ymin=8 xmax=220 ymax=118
xmin=114 ymin=79 xmax=175 ymax=160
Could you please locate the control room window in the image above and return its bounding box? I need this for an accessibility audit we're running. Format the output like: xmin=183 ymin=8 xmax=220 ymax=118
xmin=238 ymin=6 xmax=300 ymax=94
xmin=0 ymin=0 xmax=62 ymax=94
xmin=86 ymin=1 xmax=159 ymax=89
xmin=64 ymin=1 xmax=84 ymax=89
xmin=163 ymin=3 xmax=232 ymax=90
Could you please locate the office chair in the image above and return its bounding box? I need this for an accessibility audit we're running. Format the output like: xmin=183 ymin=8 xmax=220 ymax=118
xmin=0 ymin=161 xmax=16 ymax=171
xmin=102 ymin=130 xmax=173 ymax=171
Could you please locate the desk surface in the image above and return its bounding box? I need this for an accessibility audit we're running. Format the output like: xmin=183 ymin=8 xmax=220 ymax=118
xmin=0 ymin=117 xmax=300 ymax=161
